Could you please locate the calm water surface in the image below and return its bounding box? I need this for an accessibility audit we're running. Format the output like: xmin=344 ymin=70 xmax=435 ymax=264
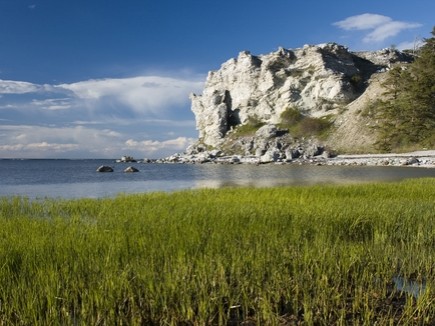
xmin=1 ymin=159 xmax=435 ymax=199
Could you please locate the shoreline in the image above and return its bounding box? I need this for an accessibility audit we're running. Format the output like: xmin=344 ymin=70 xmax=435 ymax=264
xmin=157 ymin=150 xmax=435 ymax=168
xmin=329 ymin=150 xmax=435 ymax=168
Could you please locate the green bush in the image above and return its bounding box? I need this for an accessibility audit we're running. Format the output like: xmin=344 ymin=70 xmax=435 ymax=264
xmin=280 ymin=106 xmax=303 ymax=125
xmin=349 ymin=73 xmax=365 ymax=92
xmin=279 ymin=106 xmax=332 ymax=138
xmin=231 ymin=116 xmax=265 ymax=136
xmin=297 ymin=116 xmax=331 ymax=135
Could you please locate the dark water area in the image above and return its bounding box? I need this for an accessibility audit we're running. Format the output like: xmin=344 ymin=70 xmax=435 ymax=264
xmin=1 ymin=159 xmax=435 ymax=199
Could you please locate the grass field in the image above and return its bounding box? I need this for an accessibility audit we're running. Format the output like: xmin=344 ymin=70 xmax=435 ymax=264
xmin=0 ymin=179 xmax=434 ymax=325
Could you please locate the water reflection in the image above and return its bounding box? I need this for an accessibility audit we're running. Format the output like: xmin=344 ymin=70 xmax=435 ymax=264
xmin=393 ymin=277 xmax=427 ymax=299
xmin=193 ymin=164 xmax=435 ymax=189
xmin=1 ymin=160 xmax=435 ymax=199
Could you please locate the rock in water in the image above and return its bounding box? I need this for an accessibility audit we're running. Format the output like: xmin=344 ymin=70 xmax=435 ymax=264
xmin=97 ymin=165 xmax=114 ymax=172
xmin=124 ymin=166 xmax=139 ymax=173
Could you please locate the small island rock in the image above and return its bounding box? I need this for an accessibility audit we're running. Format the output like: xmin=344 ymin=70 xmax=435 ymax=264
xmin=97 ymin=165 xmax=114 ymax=172
xmin=124 ymin=166 xmax=139 ymax=173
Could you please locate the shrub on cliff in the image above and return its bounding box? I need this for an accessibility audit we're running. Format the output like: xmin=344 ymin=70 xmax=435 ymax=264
xmin=279 ymin=106 xmax=332 ymax=139
xmin=280 ymin=106 xmax=304 ymax=125
xmin=231 ymin=116 xmax=265 ymax=136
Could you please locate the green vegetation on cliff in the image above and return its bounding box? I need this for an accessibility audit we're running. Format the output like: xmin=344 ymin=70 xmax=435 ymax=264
xmin=279 ymin=106 xmax=333 ymax=139
xmin=0 ymin=180 xmax=434 ymax=324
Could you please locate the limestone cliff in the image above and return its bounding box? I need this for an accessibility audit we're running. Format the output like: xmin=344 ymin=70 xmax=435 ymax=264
xmin=189 ymin=43 xmax=413 ymax=158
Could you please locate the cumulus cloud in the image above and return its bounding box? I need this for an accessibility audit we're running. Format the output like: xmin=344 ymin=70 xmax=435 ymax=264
xmin=363 ymin=21 xmax=422 ymax=43
xmin=0 ymin=73 xmax=204 ymax=158
xmin=124 ymin=137 xmax=196 ymax=154
xmin=0 ymin=74 xmax=204 ymax=117
xmin=0 ymin=142 xmax=79 ymax=152
xmin=0 ymin=124 xmax=124 ymax=158
xmin=333 ymin=13 xmax=391 ymax=31
xmin=0 ymin=80 xmax=42 ymax=94
xmin=0 ymin=124 xmax=121 ymax=144
xmin=0 ymin=122 xmax=197 ymax=158
xmin=57 ymin=76 xmax=204 ymax=115
xmin=333 ymin=13 xmax=421 ymax=44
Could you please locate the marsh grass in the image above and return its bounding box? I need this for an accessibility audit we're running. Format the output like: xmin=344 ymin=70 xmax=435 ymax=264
xmin=0 ymin=179 xmax=434 ymax=324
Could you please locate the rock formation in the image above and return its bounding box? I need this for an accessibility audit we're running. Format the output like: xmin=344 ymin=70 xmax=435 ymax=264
xmin=124 ymin=166 xmax=139 ymax=173
xmin=97 ymin=165 xmax=114 ymax=172
xmin=185 ymin=43 xmax=414 ymax=162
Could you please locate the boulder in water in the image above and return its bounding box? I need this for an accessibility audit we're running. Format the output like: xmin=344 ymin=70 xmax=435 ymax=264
xmin=124 ymin=166 xmax=139 ymax=173
xmin=97 ymin=165 xmax=114 ymax=172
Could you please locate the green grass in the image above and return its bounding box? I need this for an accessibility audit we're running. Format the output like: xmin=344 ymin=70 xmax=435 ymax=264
xmin=0 ymin=179 xmax=434 ymax=325
xmin=278 ymin=106 xmax=333 ymax=140
xmin=230 ymin=116 xmax=265 ymax=137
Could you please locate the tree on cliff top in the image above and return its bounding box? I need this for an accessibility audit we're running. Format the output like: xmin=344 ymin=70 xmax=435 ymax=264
xmin=375 ymin=26 xmax=435 ymax=151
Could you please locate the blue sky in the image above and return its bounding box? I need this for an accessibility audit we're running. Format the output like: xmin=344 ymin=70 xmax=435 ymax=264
xmin=0 ymin=0 xmax=433 ymax=158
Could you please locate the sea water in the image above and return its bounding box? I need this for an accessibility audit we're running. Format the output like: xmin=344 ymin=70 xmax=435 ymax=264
xmin=1 ymin=159 xmax=435 ymax=199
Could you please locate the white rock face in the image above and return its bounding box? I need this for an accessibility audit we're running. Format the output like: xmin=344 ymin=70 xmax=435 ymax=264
xmin=191 ymin=43 xmax=374 ymax=147
xmin=354 ymin=48 xmax=413 ymax=67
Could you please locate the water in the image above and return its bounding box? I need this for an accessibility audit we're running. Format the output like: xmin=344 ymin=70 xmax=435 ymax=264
xmin=1 ymin=159 xmax=435 ymax=199
xmin=393 ymin=276 xmax=427 ymax=299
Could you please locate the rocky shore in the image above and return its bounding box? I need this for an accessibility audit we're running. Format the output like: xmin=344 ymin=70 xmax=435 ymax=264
xmin=327 ymin=151 xmax=435 ymax=168
xmin=151 ymin=44 xmax=434 ymax=169
xmin=160 ymin=43 xmax=435 ymax=169
xmin=189 ymin=43 xmax=414 ymax=153
xmin=153 ymin=150 xmax=435 ymax=168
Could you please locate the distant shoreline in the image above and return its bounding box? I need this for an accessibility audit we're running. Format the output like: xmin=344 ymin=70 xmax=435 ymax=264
xmin=157 ymin=150 xmax=435 ymax=168
xmin=335 ymin=150 xmax=435 ymax=159
xmin=328 ymin=150 xmax=435 ymax=168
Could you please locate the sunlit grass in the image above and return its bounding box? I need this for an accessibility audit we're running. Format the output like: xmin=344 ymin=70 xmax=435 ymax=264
xmin=0 ymin=179 xmax=434 ymax=324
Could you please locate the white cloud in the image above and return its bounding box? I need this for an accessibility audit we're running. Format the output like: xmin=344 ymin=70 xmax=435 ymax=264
xmin=333 ymin=13 xmax=392 ymax=31
xmin=0 ymin=142 xmax=79 ymax=152
xmin=0 ymin=74 xmax=204 ymax=117
xmin=396 ymin=39 xmax=424 ymax=51
xmin=0 ymin=125 xmax=121 ymax=144
xmin=0 ymin=80 xmax=42 ymax=94
xmin=0 ymin=123 xmax=197 ymax=158
xmin=125 ymin=137 xmax=196 ymax=154
xmin=57 ymin=76 xmax=204 ymax=115
xmin=31 ymin=98 xmax=73 ymax=110
xmin=0 ymin=124 xmax=124 ymax=158
xmin=333 ymin=13 xmax=421 ymax=45
xmin=363 ymin=21 xmax=422 ymax=43
xmin=0 ymin=73 xmax=204 ymax=158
